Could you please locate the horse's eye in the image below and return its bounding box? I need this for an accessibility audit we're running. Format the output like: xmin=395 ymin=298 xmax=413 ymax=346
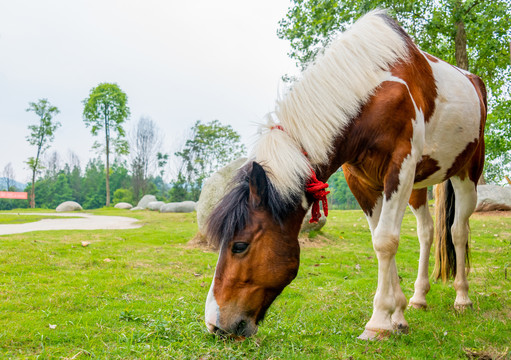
xmin=232 ymin=242 xmax=249 ymax=254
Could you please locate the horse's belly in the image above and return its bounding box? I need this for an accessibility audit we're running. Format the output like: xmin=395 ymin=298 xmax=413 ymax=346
xmin=413 ymin=59 xmax=481 ymax=189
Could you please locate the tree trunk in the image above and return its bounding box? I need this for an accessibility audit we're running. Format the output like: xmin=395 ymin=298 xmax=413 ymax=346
xmin=454 ymin=18 xmax=469 ymax=70
xmin=105 ymin=107 xmax=110 ymax=207
xmin=106 ymin=133 xmax=110 ymax=207
xmin=30 ymin=170 xmax=36 ymax=208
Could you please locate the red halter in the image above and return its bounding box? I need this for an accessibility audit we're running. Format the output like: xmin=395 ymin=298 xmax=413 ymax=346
xmin=270 ymin=125 xmax=329 ymax=223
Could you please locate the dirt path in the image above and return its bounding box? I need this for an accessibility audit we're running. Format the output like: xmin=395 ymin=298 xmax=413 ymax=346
xmin=0 ymin=212 xmax=142 ymax=235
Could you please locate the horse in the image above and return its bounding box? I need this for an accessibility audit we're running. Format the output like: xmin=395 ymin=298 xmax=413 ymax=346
xmin=204 ymin=10 xmax=487 ymax=340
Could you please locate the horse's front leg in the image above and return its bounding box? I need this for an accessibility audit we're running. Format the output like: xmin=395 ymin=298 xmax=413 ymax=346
xmin=358 ymin=152 xmax=417 ymax=340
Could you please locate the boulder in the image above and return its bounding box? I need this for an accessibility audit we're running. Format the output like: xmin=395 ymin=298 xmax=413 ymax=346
xmin=174 ymin=201 xmax=196 ymax=213
xmin=114 ymin=202 xmax=133 ymax=210
xmin=475 ymin=185 xmax=511 ymax=212
xmin=160 ymin=203 xmax=179 ymax=213
xmin=56 ymin=201 xmax=83 ymax=212
xmin=147 ymin=201 xmax=165 ymax=211
xmin=130 ymin=206 xmax=143 ymax=211
xmin=196 ymin=157 xmax=247 ymax=235
xmin=136 ymin=195 xmax=157 ymax=209
xmin=160 ymin=201 xmax=197 ymax=213
xmin=300 ymin=208 xmax=327 ymax=232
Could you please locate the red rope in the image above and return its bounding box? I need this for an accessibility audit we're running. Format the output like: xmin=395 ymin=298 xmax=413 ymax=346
xmin=305 ymin=169 xmax=330 ymax=223
xmin=270 ymin=124 xmax=329 ymax=223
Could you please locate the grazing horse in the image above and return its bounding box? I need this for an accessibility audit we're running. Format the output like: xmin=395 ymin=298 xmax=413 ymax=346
xmin=204 ymin=10 xmax=486 ymax=340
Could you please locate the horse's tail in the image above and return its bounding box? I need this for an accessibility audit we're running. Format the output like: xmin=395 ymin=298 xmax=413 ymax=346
xmin=433 ymin=179 xmax=469 ymax=282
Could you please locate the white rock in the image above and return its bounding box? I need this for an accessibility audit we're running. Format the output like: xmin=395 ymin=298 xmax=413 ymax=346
xmin=300 ymin=208 xmax=327 ymax=232
xmin=196 ymin=158 xmax=247 ymax=235
xmin=56 ymin=201 xmax=83 ymax=212
xmin=147 ymin=201 xmax=165 ymax=211
xmin=136 ymin=195 xmax=157 ymax=209
xmin=160 ymin=203 xmax=178 ymax=213
xmin=174 ymin=201 xmax=196 ymax=213
xmin=114 ymin=202 xmax=133 ymax=209
xmin=475 ymin=185 xmax=511 ymax=212
xmin=160 ymin=201 xmax=196 ymax=213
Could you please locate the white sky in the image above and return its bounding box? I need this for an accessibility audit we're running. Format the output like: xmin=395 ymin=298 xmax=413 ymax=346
xmin=0 ymin=0 xmax=299 ymax=183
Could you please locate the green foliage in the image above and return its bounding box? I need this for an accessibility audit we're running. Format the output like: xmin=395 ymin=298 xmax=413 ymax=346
xmin=278 ymin=0 xmax=511 ymax=181
xmin=113 ymin=188 xmax=134 ymax=205
xmin=175 ymin=120 xmax=246 ymax=200
xmin=327 ymin=169 xmax=360 ymax=210
xmin=168 ymin=173 xmax=192 ymax=202
xmin=484 ymin=98 xmax=511 ymax=183
xmin=25 ymin=99 xmax=61 ymax=171
xmin=83 ymin=83 xmax=131 ymax=206
xmin=82 ymin=83 xmax=131 ymax=155
xmin=25 ymin=98 xmax=61 ymax=207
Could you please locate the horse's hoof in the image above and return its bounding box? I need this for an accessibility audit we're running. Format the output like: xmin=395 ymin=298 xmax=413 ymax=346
xmin=454 ymin=302 xmax=473 ymax=312
xmin=393 ymin=322 xmax=409 ymax=335
xmin=408 ymin=301 xmax=427 ymax=310
xmin=357 ymin=328 xmax=392 ymax=341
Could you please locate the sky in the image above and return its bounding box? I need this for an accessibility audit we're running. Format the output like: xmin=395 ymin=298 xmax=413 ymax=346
xmin=0 ymin=0 xmax=299 ymax=184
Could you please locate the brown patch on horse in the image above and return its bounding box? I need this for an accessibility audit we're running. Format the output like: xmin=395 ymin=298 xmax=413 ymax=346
xmin=423 ymin=53 xmax=439 ymax=63
xmin=409 ymin=188 xmax=428 ymax=210
xmin=414 ymin=155 xmax=441 ymax=183
xmin=343 ymin=164 xmax=382 ymax=216
xmin=391 ymin=51 xmax=437 ymax=122
xmin=330 ymin=81 xmax=417 ymax=213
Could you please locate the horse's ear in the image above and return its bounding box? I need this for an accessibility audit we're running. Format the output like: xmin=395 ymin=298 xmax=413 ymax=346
xmin=249 ymin=162 xmax=268 ymax=208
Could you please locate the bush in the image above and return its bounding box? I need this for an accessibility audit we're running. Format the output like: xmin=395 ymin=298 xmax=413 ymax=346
xmin=113 ymin=188 xmax=133 ymax=205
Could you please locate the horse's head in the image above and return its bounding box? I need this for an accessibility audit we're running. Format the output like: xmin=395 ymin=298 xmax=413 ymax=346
xmin=205 ymin=162 xmax=304 ymax=337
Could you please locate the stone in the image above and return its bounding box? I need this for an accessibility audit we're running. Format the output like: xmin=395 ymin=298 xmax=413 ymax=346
xmin=196 ymin=157 xmax=247 ymax=236
xmin=300 ymin=208 xmax=327 ymax=232
xmin=56 ymin=201 xmax=83 ymax=212
xmin=160 ymin=201 xmax=196 ymax=213
xmin=160 ymin=203 xmax=178 ymax=213
xmin=147 ymin=201 xmax=165 ymax=211
xmin=174 ymin=201 xmax=196 ymax=213
xmin=114 ymin=202 xmax=133 ymax=209
xmin=130 ymin=206 xmax=143 ymax=211
xmin=136 ymin=195 xmax=157 ymax=209
xmin=475 ymin=185 xmax=511 ymax=212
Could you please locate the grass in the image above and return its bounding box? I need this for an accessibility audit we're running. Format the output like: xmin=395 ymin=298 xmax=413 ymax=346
xmin=0 ymin=213 xmax=80 ymax=225
xmin=0 ymin=207 xmax=509 ymax=359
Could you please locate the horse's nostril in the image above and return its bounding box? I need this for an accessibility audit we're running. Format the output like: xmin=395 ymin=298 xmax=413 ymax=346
xmin=235 ymin=320 xmax=247 ymax=336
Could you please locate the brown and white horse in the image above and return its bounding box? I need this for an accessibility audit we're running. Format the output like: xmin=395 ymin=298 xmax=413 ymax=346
xmin=204 ymin=11 xmax=486 ymax=340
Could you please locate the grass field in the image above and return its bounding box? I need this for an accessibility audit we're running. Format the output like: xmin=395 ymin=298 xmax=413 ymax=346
xmin=0 ymin=208 xmax=509 ymax=359
xmin=0 ymin=214 xmax=79 ymax=225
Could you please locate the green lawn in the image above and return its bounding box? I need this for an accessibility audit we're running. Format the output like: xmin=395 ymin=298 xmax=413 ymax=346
xmin=0 ymin=213 xmax=79 ymax=225
xmin=0 ymin=208 xmax=509 ymax=359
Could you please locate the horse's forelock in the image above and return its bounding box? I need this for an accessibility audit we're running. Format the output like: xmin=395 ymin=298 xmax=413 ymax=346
xmin=205 ymin=163 xmax=301 ymax=249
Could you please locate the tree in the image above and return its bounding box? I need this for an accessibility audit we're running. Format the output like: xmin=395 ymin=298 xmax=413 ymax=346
xmin=129 ymin=116 xmax=162 ymax=202
xmin=2 ymin=163 xmax=15 ymax=191
xmin=83 ymin=83 xmax=130 ymax=206
xmin=26 ymin=99 xmax=61 ymax=208
xmin=175 ymin=120 xmax=246 ymax=200
xmin=278 ymin=0 xmax=511 ymax=182
xmin=327 ymin=169 xmax=360 ymax=210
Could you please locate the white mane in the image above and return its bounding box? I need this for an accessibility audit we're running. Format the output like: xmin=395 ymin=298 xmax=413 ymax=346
xmin=253 ymin=10 xmax=410 ymax=202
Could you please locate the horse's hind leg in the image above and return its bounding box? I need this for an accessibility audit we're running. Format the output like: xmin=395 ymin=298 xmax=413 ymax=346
xmin=408 ymin=188 xmax=434 ymax=309
xmin=450 ymin=176 xmax=477 ymax=310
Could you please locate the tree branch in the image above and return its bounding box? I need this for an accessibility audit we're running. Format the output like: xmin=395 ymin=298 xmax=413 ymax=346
xmin=464 ymin=0 xmax=481 ymax=15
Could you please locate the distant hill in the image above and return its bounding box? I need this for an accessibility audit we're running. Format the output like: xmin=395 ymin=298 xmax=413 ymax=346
xmin=0 ymin=177 xmax=27 ymax=191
